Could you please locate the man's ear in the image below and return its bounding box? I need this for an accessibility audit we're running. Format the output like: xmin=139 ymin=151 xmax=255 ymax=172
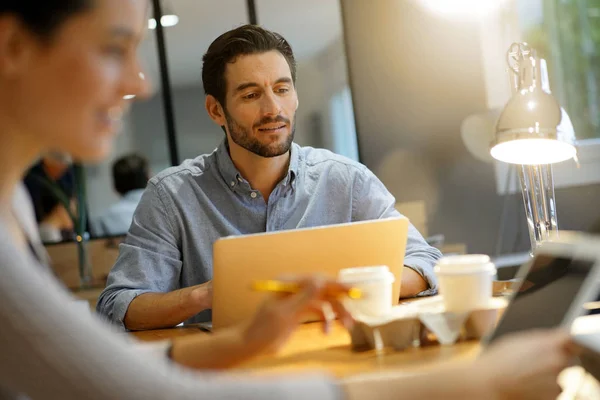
xmin=0 ymin=16 xmax=34 ymax=78
xmin=205 ymin=95 xmax=226 ymax=127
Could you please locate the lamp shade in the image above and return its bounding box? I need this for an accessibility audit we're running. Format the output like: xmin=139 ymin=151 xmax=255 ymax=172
xmin=491 ymin=55 xmax=576 ymax=165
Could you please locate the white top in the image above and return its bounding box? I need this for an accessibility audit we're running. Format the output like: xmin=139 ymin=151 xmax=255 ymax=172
xmin=0 ymin=186 xmax=341 ymax=400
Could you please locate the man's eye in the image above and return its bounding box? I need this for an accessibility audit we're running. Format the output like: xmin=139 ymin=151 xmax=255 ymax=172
xmin=243 ymin=93 xmax=258 ymax=99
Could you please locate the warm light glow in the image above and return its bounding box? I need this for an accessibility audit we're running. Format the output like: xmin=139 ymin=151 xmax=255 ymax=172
xmin=148 ymin=14 xmax=179 ymax=30
xmin=490 ymin=139 xmax=576 ymax=165
xmin=417 ymin=0 xmax=506 ymax=18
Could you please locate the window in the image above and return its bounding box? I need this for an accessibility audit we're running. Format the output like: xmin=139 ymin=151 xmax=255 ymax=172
xmin=518 ymin=0 xmax=600 ymax=140
xmin=330 ymin=86 xmax=359 ymax=161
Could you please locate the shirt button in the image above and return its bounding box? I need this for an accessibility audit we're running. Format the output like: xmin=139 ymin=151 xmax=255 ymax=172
xmin=230 ymin=181 xmax=235 ymax=187
xmin=250 ymin=192 xmax=258 ymax=199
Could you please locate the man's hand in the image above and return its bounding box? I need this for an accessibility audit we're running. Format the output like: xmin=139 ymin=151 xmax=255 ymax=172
xmin=124 ymin=280 xmax=213 ymax=331
xmin=187 ymin=280 xmax=213 ymax=311
xmin=399 ymin=266 xmax=428 ymax=298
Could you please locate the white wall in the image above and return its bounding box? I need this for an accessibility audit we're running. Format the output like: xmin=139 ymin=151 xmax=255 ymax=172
xmin=295 ymin=37 xmax=358 ymax=156
xmin=295 ymin=60 xmax=327 ymax=148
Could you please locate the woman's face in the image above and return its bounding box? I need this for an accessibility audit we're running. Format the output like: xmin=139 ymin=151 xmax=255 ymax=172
xmin=0 ymin=0 xmax=149 ymax=163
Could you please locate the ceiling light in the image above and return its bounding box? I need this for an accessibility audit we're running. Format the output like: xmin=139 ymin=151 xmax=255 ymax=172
xmin=148 ymin=14 xmax=179 ymax=30
xmin=148 ymin=0 xmax=179 ymax=30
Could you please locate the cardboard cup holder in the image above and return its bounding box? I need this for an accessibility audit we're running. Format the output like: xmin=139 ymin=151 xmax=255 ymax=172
xmin=349 ymin=296 xmax=508 ymax=351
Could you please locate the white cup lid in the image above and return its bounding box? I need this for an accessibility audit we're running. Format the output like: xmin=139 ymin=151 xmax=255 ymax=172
xmin=338 ymin=265 xmax=395 ymax=283
xmin=437 ymin=254 xmax=490 ymax=266
xmin=435 ymin=261 xmax=496 ymax=276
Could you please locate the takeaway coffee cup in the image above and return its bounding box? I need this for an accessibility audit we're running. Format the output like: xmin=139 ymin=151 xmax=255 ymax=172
xmin=338 ymin=265 xmax=395 ymax=318
xmin=434 ymin=255 xmax=496 ymax=312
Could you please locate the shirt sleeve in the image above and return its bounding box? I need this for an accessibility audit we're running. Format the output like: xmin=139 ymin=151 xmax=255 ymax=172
xmin=351 ymin=167 xmax=442 ymax=296
xmin=96 ymin=181 xmax=183 ymax=328
xmin=0 ymin=229 xmax=343 ymax=400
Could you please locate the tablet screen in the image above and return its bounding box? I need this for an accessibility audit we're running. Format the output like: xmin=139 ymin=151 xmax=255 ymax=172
xmin=488 ymin=254 xmax=596 ymax=343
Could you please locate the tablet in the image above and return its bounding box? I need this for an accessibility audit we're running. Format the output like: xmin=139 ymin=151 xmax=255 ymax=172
xmin=486 ymin=234 xmax=600 ymax=344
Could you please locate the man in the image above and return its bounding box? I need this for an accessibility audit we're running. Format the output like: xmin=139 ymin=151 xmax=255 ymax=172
xmin=97 ymin=25 xmax=442 ymax=330
xmin=94 ymin=153 xmax=149 ymax=236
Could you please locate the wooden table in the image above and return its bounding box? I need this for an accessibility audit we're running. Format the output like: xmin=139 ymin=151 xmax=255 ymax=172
xmin=132 ymin=322 xmax=480 ymax=378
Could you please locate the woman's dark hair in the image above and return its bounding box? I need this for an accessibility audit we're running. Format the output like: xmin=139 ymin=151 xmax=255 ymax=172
xmin=202 ymin=24 xmax=297 ymax=108
xmin=0 ymin=1 xmax=93 ymax=38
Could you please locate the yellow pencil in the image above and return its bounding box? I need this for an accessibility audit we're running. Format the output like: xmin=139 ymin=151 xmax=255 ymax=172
xmin=251 ymin=280 xmax=362 ymax=299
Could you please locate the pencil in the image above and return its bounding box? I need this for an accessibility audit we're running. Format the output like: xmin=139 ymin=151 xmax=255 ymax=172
xmin=251 ymin=280 xmax=362 ymax=299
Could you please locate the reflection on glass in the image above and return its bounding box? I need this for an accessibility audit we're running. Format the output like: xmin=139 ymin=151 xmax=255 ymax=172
xmin=256 ymin=0 xmax=359 ymax=160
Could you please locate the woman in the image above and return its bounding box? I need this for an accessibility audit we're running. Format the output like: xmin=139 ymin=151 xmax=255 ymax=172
xmin=0 ymin=1 xmax=575 ymax=399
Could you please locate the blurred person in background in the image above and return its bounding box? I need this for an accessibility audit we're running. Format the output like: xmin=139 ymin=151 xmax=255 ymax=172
xmin=94 ymin=153 xmax=149 ymax=236
xmin=23 ymin=153 xmax=77 ymax=242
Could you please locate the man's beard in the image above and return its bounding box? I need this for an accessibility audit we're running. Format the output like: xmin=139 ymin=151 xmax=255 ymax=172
xmin=224 ymin=110 xmax=295 ymax=158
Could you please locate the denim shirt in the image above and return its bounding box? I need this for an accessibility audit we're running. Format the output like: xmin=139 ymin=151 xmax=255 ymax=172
xmin=97 ymin=141 xmax=442 ymax=327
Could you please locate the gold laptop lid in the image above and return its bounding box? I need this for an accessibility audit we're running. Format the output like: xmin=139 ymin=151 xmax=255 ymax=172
xmin=212 ymin=217 xmax=409 ymax=329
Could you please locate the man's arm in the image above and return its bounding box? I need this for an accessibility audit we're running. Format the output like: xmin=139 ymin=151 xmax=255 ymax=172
xmin=97 ymin=181 xmax=207 ymax=330
xmin=124 ymin=281 xmax=211 ymax=331
xmin=351 ymin=167 xmax=443 ymax=297
xmin=400 ymin=266 xmax=429 ymax=298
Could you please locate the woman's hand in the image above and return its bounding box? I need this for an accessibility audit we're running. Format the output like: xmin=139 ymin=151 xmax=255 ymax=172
xmin=473 ymin=329 xmax=576 ymax=400
xmin=169 ymin=277 xmax=355 ymax=370
xmin=240 ymin=277 xmax=355 ymax=354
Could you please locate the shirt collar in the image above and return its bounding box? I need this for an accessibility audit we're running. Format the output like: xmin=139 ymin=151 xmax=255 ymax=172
xmin=215 ymin=139 xmax=300 ymax=190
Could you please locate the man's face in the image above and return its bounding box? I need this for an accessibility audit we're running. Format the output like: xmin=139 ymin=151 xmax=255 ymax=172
xmin=221 ymin=51 xmax=298 ymax=158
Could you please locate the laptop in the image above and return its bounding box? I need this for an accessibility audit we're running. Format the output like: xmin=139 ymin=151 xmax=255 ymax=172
xmin=211 ymin=217 xmax=409 ymax=330
xmin=485 ymin=232 xmax=600 ymax=345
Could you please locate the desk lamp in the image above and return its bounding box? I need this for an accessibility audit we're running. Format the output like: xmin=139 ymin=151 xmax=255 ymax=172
xmin=491 ymin=42 xmax=577 ymax=252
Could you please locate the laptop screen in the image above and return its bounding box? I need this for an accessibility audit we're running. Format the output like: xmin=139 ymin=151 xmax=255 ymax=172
xmin=488 ymin=254 xmax=596 ymax=343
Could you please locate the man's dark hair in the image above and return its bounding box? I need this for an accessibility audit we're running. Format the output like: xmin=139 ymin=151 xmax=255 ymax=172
xmin=202 ymin=24 xmax=297 ymax=108
xmin=0 ymin=1 xmax=93 ymax=38
xmin=112 ymin=153 xmax=149 ymax=196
